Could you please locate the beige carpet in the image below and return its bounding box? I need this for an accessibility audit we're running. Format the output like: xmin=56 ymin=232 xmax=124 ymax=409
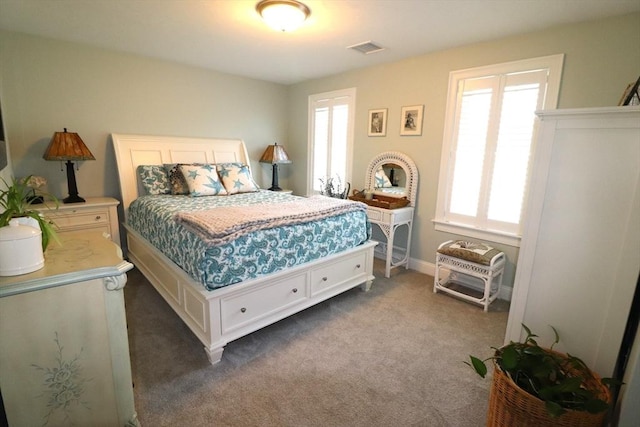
xmin=124 ymin=259 xmax=509 ymax=426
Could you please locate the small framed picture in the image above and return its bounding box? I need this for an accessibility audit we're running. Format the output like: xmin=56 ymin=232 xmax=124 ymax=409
xmin=368 ymin=108 xmax=387 ymax=136
xmin=400 ymin=105 xmax=424 ymax=136
xmin=619 ymin=76 xmax=640 ymax=106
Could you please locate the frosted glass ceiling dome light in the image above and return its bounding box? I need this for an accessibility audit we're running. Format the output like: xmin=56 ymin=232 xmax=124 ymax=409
xmin=256 ymin=0 xmax=311 ymax=32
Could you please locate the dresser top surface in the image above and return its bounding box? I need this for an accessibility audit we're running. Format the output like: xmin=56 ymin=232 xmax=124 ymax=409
xmin=0 ymin=231 xmax=132 ymax=296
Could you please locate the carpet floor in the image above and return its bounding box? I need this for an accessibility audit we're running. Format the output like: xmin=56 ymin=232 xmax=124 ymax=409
xmin=124 ymin=259 xmax=509 ymax=426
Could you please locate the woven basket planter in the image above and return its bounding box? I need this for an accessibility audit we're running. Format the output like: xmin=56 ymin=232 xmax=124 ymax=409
xmin=487 ymin=353 xmax=611 ymax=427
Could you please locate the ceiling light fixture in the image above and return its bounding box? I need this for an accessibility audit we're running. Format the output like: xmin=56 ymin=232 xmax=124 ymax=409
xmin=256 ymin=0 xmax=311 ymax=32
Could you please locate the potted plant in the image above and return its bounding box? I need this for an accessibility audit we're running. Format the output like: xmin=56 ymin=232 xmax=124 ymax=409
xmin=319 ymin=176 xmax=350 ymax=199
xmin=0 ymin=176 xmax=58 ymax=251
xmin=467 ymin=324 xmax=615 ymax=426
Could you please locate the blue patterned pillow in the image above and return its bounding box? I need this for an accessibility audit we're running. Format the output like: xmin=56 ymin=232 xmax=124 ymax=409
xmin=179 ymin=164 xmax=228 ymax=196
xmin=216 ymin=163 xmax=260 ymax=195
xmin=137 ymin=165 xmax=170 ymax=195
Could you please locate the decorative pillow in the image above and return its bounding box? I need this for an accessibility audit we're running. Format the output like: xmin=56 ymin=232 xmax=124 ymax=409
xmin=179 ymin=164 xmax=227 ymax=196
xmin=437 ymin=240 xmax=502 ymax=266
xmin=216 ymin=163 xmax=260 ymax=195
xmin=164 ymin=164 xmax=190 ymax=195
xmin=137 ymin=165 xmax=170 ymax=195
xmin=375 ymin=167 xmax=393 ymax=188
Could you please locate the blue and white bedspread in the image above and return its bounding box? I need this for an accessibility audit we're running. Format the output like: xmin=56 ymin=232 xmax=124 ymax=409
xmin=127 ymin=191 xmax=371 ymax=290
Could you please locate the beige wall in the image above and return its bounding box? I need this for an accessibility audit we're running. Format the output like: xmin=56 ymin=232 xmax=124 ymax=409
xmin=1 ymin=13 xmax=638 ymax=292
xmin=0 ymin=30 xmax=290 ymax=201
xmin=286 ymin=13 xmax=640 ymax=290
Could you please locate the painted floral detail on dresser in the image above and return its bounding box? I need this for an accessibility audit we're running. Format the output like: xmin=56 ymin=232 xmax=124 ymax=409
xmin=31 ymin=332 xmax=91 ymax=425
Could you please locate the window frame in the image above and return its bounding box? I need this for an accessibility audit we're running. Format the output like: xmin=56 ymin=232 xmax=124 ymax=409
xmin=307 ymin=88 xmax=356 ymax=196
xmin=433 ymin=54 xmax=564 ymax=247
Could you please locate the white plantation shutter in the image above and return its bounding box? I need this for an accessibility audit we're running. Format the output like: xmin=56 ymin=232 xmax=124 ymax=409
xmin=435 ymin=55 xmax=563 ymax=245
xmin=312 ymin=106 xmax=329 ymax=192
xmin=308 ymin=89 xmax=355 ymax=194
xmin=487 ymin=74 xmax=546 ymax=231
xmin=330 ymin=104 xmax=349 ymax=181
xmin=448 ymin=78 xmax=493 ymax=218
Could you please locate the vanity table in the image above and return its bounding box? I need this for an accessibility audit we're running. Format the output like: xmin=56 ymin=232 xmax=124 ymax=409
xmin=362 ymin=152 xmax=418 ymax=278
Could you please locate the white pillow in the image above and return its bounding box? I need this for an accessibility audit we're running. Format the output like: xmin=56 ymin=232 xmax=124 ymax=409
xmin=179 ymin=164 xmax=228 ymax=196
xmin=216 ymin=163 xmax=260 ymax=195
xmin=375 ymin=167 xmax=393 ymax=188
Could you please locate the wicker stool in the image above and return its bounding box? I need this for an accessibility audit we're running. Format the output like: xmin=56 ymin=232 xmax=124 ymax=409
xmin=433 ymin=240 xmax=505 ymax=311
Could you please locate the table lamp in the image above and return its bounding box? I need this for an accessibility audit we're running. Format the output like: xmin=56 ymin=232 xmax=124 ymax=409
xmin=43 ymin=128 xmax=95 ymax=203
xmin=259 ymin=142 xmax=291 ymax=191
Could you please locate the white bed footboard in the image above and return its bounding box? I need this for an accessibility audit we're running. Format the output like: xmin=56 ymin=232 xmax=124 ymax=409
xmin=125 ymin=225 xmax=376 ymax=364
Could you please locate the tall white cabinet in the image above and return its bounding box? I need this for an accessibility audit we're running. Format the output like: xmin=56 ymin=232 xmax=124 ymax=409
xmin=506 ymin=106 xmax=640 ymax=379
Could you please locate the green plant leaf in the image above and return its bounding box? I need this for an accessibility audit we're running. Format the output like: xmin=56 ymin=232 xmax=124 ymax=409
xmin=468 ymin=356 xmax=488 ymax=378
xmin=555 ymin=376 xmax=584 ymax=393
xmin=602 ymin=377 xmax=624 ymax=388
xmin=545 ymin=400 xmax=566 ymax=418
xmin=584 ymin=398 xmax=609 ymax=414
xmin=500 ymin=345 xmax=519 ymax=370
xmin=550 ymin=325 xmax=560 ymax=350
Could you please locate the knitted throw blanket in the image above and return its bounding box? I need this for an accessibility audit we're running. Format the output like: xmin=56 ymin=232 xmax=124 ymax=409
xmin=174 ymin=196 xmax=366 ymax=245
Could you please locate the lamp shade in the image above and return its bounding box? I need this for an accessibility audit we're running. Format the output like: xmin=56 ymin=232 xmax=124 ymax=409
xmin=256 ymin=0 xmax=311 ymax=32
xmin=43 ymin=128 xmax=95 ymax=161
xmin=43 ymin=128 xmax=95 ymax=203
xmin=259 ymin=142 xmax=290 ymax=191
xmin=259 ymin=142 xmax=291 ymax=164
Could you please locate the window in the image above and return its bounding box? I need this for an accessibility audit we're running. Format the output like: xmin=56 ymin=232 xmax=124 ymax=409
xmin=434 ymin=55 xmax=564 ymax=246
xmin=307 ymin=88 xmax=356 ymax=195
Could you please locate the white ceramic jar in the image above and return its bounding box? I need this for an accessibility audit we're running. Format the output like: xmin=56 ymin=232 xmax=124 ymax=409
xmin=0 ymin=217 xmax=45 ymax=276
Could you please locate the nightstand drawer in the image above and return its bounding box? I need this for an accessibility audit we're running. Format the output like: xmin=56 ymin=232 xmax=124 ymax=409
xmin=46 ymin=209 xmax=109 ymax=229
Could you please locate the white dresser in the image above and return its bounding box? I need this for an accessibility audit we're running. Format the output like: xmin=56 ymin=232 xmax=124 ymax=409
xmin=0 ymin=231 xmax=138 ymax=426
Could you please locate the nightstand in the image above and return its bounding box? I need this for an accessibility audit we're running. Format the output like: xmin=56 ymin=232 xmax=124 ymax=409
xmin=34 ymin=197 xmax=121 ymax=247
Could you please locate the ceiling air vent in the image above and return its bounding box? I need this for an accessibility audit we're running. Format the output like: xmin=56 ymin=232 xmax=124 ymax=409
xmin=347 ymin=41 xmax=385 ymax=55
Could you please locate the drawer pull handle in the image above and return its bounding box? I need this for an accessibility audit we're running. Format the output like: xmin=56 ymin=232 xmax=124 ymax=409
xmin=356 ymin=264 xmax=361 ymax=269
xmin=95 ymin=215 xmax=102 ymax=220
xmin=240 ymin=307 xmax=247 ymax=313
xmin=292 ymin=288 xmax=298 ymax=293
xmin=322 ymin=277 xmax=328 ymax=282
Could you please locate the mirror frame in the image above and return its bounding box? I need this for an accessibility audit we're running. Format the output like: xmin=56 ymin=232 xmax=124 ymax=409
xmin=365 ymin=151 xmax=418 ymax=206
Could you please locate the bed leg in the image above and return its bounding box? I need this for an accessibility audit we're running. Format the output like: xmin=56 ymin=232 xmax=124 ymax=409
xmin=205 ymin=346 xmax=224 ymax=365
xmin=360 ymin=279 xmax=373 ymax=292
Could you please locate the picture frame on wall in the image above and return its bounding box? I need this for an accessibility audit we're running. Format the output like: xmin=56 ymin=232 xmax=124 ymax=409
xmin=400 ymin=105 xmax=424 ymax=136
xmin=368 ymin=108 xmax=387 ymax=136
xmin=618 ymin=76 xmax=640 ymax=106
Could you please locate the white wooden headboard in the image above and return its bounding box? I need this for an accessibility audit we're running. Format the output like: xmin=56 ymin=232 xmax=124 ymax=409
xmin=112 ymin=133 xmax=251 ymax=218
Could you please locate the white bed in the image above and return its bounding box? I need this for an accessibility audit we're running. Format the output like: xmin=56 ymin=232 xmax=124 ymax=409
xmin=112 ymin=133 xmax=376 ymax=365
